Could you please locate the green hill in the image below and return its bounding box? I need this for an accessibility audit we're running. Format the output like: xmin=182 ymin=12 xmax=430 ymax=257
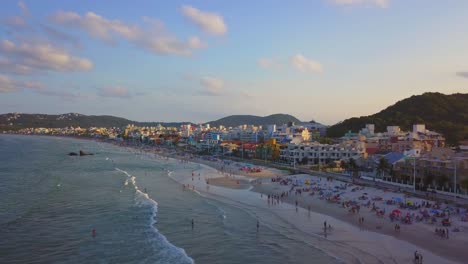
xmin=0 ymin=113 xmax=191 ymax=130
xmin=327 ymin=92 xmax=468 ymax=145
xmin=207 ymin=114 xmax=302 ymax=127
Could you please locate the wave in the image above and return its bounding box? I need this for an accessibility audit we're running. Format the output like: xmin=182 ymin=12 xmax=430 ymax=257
xmin=115 ymin=167 xmax=194 ymax=264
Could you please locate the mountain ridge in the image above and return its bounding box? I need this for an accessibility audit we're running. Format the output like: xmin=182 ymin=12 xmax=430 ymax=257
xmin=0 ymin=112 xmax=306 ymax=130
xmin=207 ymin=114 xmax=303 ymax=127
xmin=327 ymin=92 xmax=468 ymax=145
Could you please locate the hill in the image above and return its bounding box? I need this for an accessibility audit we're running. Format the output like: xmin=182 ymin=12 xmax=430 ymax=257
xmin=0 ymin=113 xmax=191 ymax=130
xmin=207 ymin=114 xmax=302 ymax=127
xmin=327 ymin=92 xmax=468 ymax=145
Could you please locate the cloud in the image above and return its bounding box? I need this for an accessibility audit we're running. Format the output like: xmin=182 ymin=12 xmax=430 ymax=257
xmin=0 ymin=74 xmax=44 ymax=93
xmin=49 ymin=11 xmax=205 ymax=56
xmin=0 ymin=39 xmax=93 ymax=74
xmin=258 ymin=58 xmax=282 ymax=70
xmin=18 ymin=1 xmax=30 ymax=16
xmin=290 ymin=54 xmax=323 ymax=74
xmin=330 ymin=0 xmax=389 ymax=8
xmin=35 ymin=89 xmax=89 ymax=100
xmin=98 ymin=86 xmax=132 ymax=98
xmin=198 ymin=76 xmax=224 ymax=96
xmin=456 ymin=72 xmax=468 ymax=79
xmin=181 ymin=5 xmax=227 ymax=35
xmin=40 ymin=24 xmax=81 ymax=48
xmin=4 ymin=16 xmax=27 ymax=29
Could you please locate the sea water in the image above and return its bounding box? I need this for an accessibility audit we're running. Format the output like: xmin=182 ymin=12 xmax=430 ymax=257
xmin=0 ymin=135 xmax=336 ymax=263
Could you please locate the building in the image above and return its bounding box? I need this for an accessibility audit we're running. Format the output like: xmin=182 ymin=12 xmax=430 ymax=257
xmin=279 ymin=141 xmax=366 ymax=165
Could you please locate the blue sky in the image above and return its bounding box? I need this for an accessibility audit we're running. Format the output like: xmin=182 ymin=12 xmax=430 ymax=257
xmin=0 ymin=0 xmax=467 ymax=125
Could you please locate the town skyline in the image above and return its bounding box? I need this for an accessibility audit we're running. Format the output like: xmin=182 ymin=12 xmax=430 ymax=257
xmin=1 ymin=1 xmax=468 ymax=124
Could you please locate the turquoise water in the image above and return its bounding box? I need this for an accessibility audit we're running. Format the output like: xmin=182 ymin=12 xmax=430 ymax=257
xmin=0 ymin=135 xmax=336 ymax=263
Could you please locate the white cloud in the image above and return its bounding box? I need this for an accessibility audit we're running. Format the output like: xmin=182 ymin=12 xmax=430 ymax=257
xmin=40 ymin=24 xmax=81 ymax=48
xmin=98 ymin=86 xmax=132 ymax=98
xmin=199 ymin=76 xmax=224 ymax=96
xmin=49 ymin=11 xmax=205 ymax=56
xmin=18 ymin=1 xmax=30 ymax=16
xmin=290 ymin=54 xmax=323 ymax=74
xmin=0 ymin=39 xmax=93 ymax=73
xmin=258 ymin=58 xmax=282 ymax=70
xmin=331 ymin=0 xmax=389 ymax=8
xmin=181 ymin=5 xmax=227 ymax=35
xmin=0 ymin=74 xmax=44 ymax=93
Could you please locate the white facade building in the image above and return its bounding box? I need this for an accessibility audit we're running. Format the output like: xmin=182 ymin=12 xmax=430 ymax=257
xmin=280 ymin=142 xmax=366 ymax=165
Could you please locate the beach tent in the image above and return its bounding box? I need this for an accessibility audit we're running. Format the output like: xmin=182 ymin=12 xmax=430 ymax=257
xmin=392 ymin=209 xmax=402 ymax=215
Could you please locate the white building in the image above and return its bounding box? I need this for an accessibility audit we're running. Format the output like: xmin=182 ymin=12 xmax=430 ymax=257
xmin=280 ymin=141 xmax=366 ymax=165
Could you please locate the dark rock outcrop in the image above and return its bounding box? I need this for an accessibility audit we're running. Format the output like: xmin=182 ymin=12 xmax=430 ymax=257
xmin=79 ymin=150 xmax=94 ymax=156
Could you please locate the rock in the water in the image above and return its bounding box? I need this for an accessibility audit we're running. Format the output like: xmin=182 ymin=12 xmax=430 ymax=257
xmin=79 ymin=150 xmax=94 ymax=156
xmin=68 ymin=152 xmax=78 ymax=156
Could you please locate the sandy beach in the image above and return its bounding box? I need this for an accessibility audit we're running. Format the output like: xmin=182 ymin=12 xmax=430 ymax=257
xmin=118 ymin=144 xmax=467 ymax=263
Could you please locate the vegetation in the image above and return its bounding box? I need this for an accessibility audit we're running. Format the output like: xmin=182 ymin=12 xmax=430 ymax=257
xmin=208 ymin=114 xmax=301 ymax=127
xmin=327 ymin=92 xmax=468 ymax=145
xmin=376 ymin=157 xmax=390 ymax=179
xmin=0 ymin=113 xmax=193 ymax=130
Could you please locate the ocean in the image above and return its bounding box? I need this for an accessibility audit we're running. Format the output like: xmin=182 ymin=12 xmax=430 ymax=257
xmin=0 ymin=135 xmax=337 ymax=264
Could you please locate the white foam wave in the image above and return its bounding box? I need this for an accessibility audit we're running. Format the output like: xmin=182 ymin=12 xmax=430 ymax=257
xmin=115 ymin=167 xmax=194 ymax=264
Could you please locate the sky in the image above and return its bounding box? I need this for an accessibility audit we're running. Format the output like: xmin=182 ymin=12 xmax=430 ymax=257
xmin=0 ymin=0 xmax=467 ymax=125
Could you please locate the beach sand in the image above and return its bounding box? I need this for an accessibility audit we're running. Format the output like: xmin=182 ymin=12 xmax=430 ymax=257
xmin=118 ymin=144 xmax=466 ymax=263
xmin=206 ymin=176 xmax=251 ymax=189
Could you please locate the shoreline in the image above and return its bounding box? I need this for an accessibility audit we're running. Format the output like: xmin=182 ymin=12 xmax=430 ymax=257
xmin=4 ymin=134 xmax=465 ymax=263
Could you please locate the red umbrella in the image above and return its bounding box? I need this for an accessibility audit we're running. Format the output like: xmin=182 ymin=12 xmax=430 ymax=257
xmin=392 ymin=209 xmax=402 ymax=215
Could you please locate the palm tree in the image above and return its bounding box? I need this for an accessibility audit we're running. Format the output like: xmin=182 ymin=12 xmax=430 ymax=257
xmin=348 ymin=158 xmax=359 ymax=178
xmin=460 ymin=178 xmax=468 ymax=193
xmin=422 ymin=170 xmax=435 ymax=188
xmin=340 ymin=160 xmax=348 ymax=170
xmin=376 ymin=157 xmax=390 ymax=180
xmin=435 ymin=174 xmax=450 ymax=190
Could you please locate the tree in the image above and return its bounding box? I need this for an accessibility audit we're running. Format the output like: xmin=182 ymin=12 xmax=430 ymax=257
xmin=460 ymin=178 xmax=468 ymax=192
xmin=435 ymin=174 xmax=450 ymax=189
xmin=348 ymin=158 xmax=359 ymax=178
xmin=340 ymin=160 xmax=348 ymax=170
xmin=376 ymin=157 xmax=390 ymax=180
xmin=422 ymin=170 xmax=435 ymax=188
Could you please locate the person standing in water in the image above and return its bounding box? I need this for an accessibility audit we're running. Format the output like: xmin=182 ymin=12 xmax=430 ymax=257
xmin=191 ymin=219 xmax=194 ymax=230
xmin=256 ymin=220 xmax=260 ymax=232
